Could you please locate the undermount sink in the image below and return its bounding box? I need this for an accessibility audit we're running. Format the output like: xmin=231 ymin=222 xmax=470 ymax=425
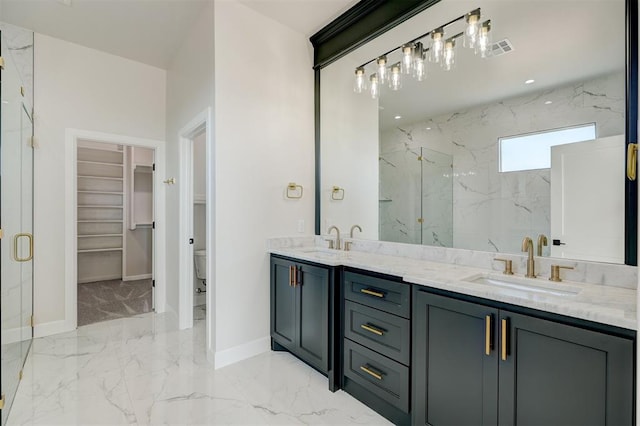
xmin=464 ymin=274 xmax=582 ymax=297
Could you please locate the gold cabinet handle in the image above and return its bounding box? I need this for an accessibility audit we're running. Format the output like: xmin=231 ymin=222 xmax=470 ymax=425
xmin=289 ymin=266 xmax=293 ymax=287
xmin=628 ymin=143 xmax=638 ymax=181
xmin=13 ymin=233 xmax=33 ymax=262
xmin=485 ymin=315 xmax=492 ymax=355
xmin=501 ymin=318 xmax=508 ymax=361
xmin=361 ymin=323 xmax=384 ymax=336
xmin=361 ymin=288 xmax=384 ymax=298
xmin=292 ymin=266 xmax=297 ymax=287
xmin=360 ymin=365 xmax=383 ymax=380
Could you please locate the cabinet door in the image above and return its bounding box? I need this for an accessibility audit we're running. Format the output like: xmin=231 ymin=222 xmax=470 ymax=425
xmin=498 ymin=311 xmax=633 ymax=426
xmin=413 ymin=290 xmax=499 ymax=426
xmin=296 ymin=263 xmax=329 ymax=371
xmin=270 ymin=258 xmax=296 ymax=350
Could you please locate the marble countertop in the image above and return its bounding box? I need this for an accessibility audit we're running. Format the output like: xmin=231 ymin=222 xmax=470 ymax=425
xmin=269 ymin=246 xmax=637 ymax=331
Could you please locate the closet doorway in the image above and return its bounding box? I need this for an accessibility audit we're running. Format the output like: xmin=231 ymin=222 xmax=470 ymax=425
xmin=76 ymin=140 xmax=156 ymax=326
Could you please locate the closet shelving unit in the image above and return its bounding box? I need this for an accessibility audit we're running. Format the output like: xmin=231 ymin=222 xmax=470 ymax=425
xmin=77 ymin=146 xmax=124 ymax=283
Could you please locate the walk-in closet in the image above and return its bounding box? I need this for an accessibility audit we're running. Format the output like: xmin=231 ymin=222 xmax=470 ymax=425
xmin=76 ymin=141 xmax=154 ymax=326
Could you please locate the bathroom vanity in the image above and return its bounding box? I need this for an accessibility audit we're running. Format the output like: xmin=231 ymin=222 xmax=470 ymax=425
xmin=268 ymin=239 xmax=636 ymax=425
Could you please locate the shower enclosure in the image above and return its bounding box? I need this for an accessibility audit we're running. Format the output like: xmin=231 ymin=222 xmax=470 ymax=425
xmin=379 ymin=146 xmax=453 ymax=246
xmin=0 ymin=24 xmax=34 ymax=424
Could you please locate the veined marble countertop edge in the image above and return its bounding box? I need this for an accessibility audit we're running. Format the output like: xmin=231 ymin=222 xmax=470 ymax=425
xmin=269 ymin=247 xmax=637 ymax=331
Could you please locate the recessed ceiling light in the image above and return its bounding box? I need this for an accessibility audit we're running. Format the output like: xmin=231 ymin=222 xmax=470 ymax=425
xmin=394 ymin=115 xmax=402 ymax=120
xmin=426 ymin=127 xmax=432 ymax=130
xmin=544 ymin=100 xmax=552 ymax=105
xmin=525 ymin=79 xmax=535 ymax=84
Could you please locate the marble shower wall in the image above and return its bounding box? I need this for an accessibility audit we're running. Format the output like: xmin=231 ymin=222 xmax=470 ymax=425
xmin=380 ymin=71 xmax=624 ymax=255
xmin=0 ymin=22 xmax=34 ymax=111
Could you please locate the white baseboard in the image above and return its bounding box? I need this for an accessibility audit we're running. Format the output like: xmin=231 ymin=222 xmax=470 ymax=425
xmin=123 ymin=274 xmax=152 ymax=281
xmin=78 ymin=274 xmax=121 ymax=284
xmin=214 ymin=336 xmax=270 ymax=369
xmin=34 ymin=319 xmax=75 ymax=338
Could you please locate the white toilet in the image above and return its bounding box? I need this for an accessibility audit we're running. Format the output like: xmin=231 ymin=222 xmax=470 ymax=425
xmin=194 ymin=250 xmax=207 ymax=283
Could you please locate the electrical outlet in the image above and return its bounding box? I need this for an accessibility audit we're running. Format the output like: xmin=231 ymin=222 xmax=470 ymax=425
xmin=297 ymin=219 xmax=305 ymax=233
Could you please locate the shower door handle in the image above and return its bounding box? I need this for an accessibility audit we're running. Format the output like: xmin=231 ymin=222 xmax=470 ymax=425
xmin=13 ymin=233 xmax=33 ymax=262
xmin=189 ymin=238 xmax=194 ymax=245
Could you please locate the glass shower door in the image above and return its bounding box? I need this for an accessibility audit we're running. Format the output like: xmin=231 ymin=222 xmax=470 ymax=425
xmin=0 ymin=29 xmax=34 ymax=425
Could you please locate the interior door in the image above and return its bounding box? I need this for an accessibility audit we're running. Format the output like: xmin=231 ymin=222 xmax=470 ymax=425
xmin=0 ymin=29 xmax=34 ymax=425
xmin=550 ymin=135 xmax=624 ymax=263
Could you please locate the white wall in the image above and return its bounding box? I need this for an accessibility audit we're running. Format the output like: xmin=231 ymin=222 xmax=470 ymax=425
xmin=320 ymin=57 xmax=379 ymax=240
xmin=164 ymin=1 xmax=214 ymax=320
xmin=213 ymin=1 xmax=315 ymax=361
xmin=33 ymin=34 xmax=166 ymax=332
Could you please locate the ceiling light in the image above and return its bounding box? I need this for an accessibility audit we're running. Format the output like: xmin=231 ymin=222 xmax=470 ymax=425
xmin=426 ymin=127 xmax=432 ymax=130
xmin=353 ymin=67 xmax=367 ymax=94
xmin=525 ymin=79 xmax=535 ymax=84
xmin=545 ymin=100 xmax=553 ymax=105
xmin=412 ymin=42 xmax=427 ymax=81
xmin=394 ymin=115 xmax=402 ymax=120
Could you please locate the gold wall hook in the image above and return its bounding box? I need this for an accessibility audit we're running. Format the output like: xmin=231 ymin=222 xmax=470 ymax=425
xmin=286 ymin=182 xmax=303 ymax=199
xmin=331 ymin=186 xmax=345 ymax=200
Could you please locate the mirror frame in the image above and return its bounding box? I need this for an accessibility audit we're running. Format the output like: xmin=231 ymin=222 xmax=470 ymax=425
xmin=310 ymin=0 xmax=639 ymax=265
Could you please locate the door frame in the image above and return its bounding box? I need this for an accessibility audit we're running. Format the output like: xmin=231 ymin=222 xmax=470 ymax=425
xmin=178 ymin=107 xmax=214 ymax=343
xmin=64 ymin=129 xmax=166 ymax=330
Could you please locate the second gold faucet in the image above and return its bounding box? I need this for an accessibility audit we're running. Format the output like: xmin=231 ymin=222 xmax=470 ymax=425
xmin=521 ymin=236 xmax=536 ymax=278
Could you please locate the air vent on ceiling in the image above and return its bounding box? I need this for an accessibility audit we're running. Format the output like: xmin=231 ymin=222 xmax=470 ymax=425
xmin=490 ymin=39 xmax=514 ymax=57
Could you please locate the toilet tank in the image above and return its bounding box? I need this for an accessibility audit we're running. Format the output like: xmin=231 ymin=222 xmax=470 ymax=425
xmin=194 ymin=250 xmax=207 ymax=280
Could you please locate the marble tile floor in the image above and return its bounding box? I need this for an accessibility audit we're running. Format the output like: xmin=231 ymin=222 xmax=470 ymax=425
xmin=77 ymin=279 xmax=153 ymax=326
xmin=7 ymin=309 xmax=390 ymax=425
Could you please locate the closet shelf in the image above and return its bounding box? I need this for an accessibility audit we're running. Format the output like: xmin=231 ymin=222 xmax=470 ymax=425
xmin=77 ymin=220 xmax=123 ymax=223
xmin=77 ymin=160 xmax=124 ymax=167
xmin=78 ymin=248 xmax=123 ymax=253
xmin=77 ymin=175 xmax=124 ymax=181
xmin=77 ymin=234 xmax=122 ymax=238
xmin=77 ymin=190 xmax=124 ymax=195
xmin=77 ymin=205 xmax=124 ymax=209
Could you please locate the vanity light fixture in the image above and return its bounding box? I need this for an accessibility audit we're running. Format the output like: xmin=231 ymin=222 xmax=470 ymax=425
xmin=477 ymin=20 xmax=492 ymax=57
xmin=413 ymin=42 xmax=427 ymax=81
xmin=389 ymin=62 xmax=402 ymax=90
xmin=401 ymin=44 xmax=414 ymax=74
xmin=442 ymin=37 xmax=457 ymax=71
xmin=377 ymin=56 xmax=388 ymax=84
xmin=353 ymin=67 xmax=367 ymax=93
xmin=370 ymin=73 xmax=380 ymax=99
xmin=464 ymin=8 xmax=481 ymax=48
xmin=351 ymin=7 xmax=492 ymax=98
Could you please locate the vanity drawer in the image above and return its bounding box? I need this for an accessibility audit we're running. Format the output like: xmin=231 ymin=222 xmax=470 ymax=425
xmin=344 ymin=339 xmax=409 ymax=413
xmin=344 ymin=271 xmax=410 ymax=318
xmin=344 ymin=300 xmax=410 ymax=365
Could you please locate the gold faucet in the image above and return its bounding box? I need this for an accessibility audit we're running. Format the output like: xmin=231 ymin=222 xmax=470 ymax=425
xmin=537 ymin=234 xmax=548 ymax=256
xmin=350 ymin=224 xmax=362 ymax=238
xmin=521 ymin=236 xmax=536 ymax=278
xmin=327 ymin=226 xmax=341 ymax=250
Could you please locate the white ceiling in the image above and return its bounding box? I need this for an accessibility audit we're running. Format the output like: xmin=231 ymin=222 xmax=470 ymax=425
xmin=0 ymin=0 xmax=356 ymax=69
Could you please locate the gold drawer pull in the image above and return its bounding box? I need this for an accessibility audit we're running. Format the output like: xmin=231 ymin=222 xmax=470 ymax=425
xmin=501 ymin=318 xmax=508 ymax=361
xmin=485 ymin=315 xmax=492 ymax=356
xmin=361 ymin=323 xmax=384 ymax=336
xmin=360 ymin=365 xmax=383 ymax=380
xmin=361 ymin=288 xmax=384 ymax=298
